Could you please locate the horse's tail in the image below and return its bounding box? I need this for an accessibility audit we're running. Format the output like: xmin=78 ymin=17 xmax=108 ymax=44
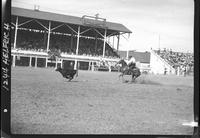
xmin=135 ymin=68 xmax=141 ymax=76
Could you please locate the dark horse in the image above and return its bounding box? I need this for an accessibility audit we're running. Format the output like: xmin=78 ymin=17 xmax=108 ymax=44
xmin=55 ymin=67 xmax=78 ymax=81
xmin=116 ymin=59 xmax=141 ymax=82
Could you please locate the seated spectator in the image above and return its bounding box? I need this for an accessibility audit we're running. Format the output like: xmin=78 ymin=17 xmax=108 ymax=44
xmin=153 ymin=48 xmax=193 ymax=73
xmin=12 ymin=28 xmax=120 ymax=59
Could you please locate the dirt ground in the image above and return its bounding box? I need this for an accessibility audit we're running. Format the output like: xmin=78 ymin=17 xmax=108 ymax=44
xmin=11 ymin=67 xmax=194 ymax=134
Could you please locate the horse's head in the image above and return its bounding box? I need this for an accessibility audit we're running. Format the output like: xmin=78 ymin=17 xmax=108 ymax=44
xmin=116 ymin=59 xmax=127 ymax=67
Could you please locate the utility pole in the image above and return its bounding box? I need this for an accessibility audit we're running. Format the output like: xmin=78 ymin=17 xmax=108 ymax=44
xmin=158 ymin=34 xmax=160 ymax=50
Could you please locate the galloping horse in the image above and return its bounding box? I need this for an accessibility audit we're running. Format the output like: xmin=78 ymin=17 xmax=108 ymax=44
xmin=116 ymin=59 xmax=141 ymax=82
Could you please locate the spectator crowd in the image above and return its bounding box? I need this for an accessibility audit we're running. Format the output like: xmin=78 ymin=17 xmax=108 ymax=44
xmin=11 ymin=29 xmax=119 ymax=59
xmin=154 ymin=48 xmax=194 ymax=75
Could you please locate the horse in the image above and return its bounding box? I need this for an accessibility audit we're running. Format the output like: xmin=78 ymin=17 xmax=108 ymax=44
xmin=55 ymin=67 xmax=78 ymax=81
xmin=115 ymin=59 xmax=141 ymax=82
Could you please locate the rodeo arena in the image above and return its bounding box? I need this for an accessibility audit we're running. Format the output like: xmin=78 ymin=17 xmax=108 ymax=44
xmin=11 ymin=6 xmax=194 ymax=134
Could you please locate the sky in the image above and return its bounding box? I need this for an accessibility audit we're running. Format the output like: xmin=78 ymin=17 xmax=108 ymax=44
xmin=12 ymin=0 xmax=194 ymax=53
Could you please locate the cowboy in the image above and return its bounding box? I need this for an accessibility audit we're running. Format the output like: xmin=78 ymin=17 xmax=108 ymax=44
xmin=126 ymin=56 xmax=136 ymax=70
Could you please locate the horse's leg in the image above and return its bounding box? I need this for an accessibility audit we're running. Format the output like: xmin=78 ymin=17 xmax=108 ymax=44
xmin=119 ymin=73 xmax=123 ymax=80
xmin=132 ymin=72 xmax=140 ymax=83
xmin=68 ymin=78 xmax=72 ymax=81
xmin=119 ymin=73 xmax=125 ymax=82
xmin=131 ymin=74 xmax=134 ymax=82
xmin=131 ymin=73 xmax=136 ymax=83
xmin=131 ymin=76 xmax=136 ymax=82
xmin=68 ymin=76 xmax=73 ymax=81
xmin=118 ymin=74 xmax=121 ymax=79
xmin=121 ymin=74 xmax=126 ymax=82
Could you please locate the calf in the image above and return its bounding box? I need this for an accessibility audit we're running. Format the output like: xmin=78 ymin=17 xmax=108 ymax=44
xmin=55 ymin=67 xmax=78 ymax=81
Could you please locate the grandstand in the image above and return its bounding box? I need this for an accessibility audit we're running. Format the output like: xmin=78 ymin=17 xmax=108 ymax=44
xmin=11 ymin=7 xmax=193 ymax=75
xmin=11 ymin=7 xmax=132 ymax=71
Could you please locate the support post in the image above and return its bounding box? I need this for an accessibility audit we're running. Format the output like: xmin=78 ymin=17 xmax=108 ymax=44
xmin=126 ymin=33 xmax=130 ymax=59
xmin=75 ymin=26 xmax=80 ymax=55
xmin=61 ymin=59 xmax=63 ymax=68
xmin=14 ymin=16 xmax=18 ymax=49
xmin=74 ymin=26 xmax=80 ymax=70
xmin=35 ymin=57 xmax=37 ymax=68
xmin=103 ymin=29 xmax=107 ymax=57
xmin=91 ymin=62 xmax=94 ymax=71
xmin=12 ymin=55 xmax=16 ymax=67
xmin=74 ymin=60 xmax=77 ymax=70
xmin=70 ymin=32 xmax=73 ymax=49
xmin=117 ymin=34 xmax=120 ymax=53
xmin=113 ymin=36 xmax=115 ymax=49
xmin=45 ymin=57 xmax=48 ymax=68
xmin=109 ymin=66 xmax=111 ymax=72
xmin=95 ymin=34 xmax=97 ymax=52
xmin=126 ymin=50 xmax=129 ymax=60
xmin=88 ymin=61 xmax=91 ymax=70
xmin=55 ymin=58 xmax=57 ymax=69
xmin=29 ymin=57 xmax=32 ymax=67
xmin=46 ymin=21 xmax=51 ymax=52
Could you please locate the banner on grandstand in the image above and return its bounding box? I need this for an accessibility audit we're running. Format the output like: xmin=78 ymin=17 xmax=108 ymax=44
xmin=82 ymin=15 xmax=107 ymax=29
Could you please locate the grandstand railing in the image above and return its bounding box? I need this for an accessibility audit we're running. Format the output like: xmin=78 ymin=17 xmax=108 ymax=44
xmin=11 ymin=49 xmax=120 ymax=62
xmin=12 ymin=49 xmax=48 ymax=56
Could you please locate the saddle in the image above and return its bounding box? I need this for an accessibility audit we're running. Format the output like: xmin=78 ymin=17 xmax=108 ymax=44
xmin=128 ymin=63 xmax=136 ymax=70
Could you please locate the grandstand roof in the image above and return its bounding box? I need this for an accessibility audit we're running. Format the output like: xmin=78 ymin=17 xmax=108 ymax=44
xmin=11 ymin=7 xmax=132 ymax=36
xmin=118 ymin=51 xmax=150 ymax=63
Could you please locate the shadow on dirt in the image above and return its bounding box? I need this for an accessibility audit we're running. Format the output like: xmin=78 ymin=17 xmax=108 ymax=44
xmin=122 ymin=79 xmax=161 ymax=85
xmin=137 ymin=79 xmax=162 ymax=85
xmin=64 ymin=80 xmax=79 ymax=82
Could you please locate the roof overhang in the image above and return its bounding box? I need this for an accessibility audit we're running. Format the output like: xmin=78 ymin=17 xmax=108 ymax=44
xmin=11 ymin=7 xmax=132 ymax=38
